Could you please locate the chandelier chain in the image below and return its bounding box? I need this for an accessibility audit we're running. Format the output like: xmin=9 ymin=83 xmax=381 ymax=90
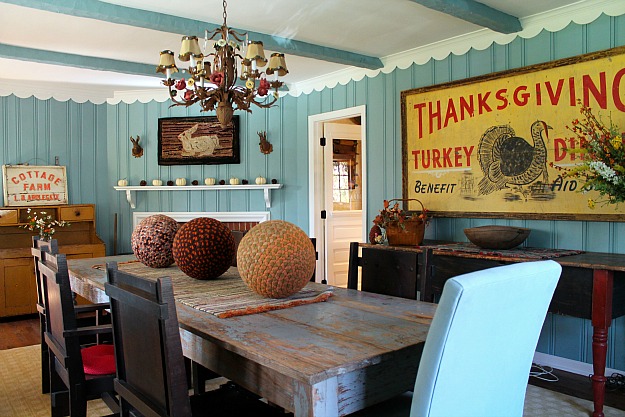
xmin=222 ymin=0 xmax=228 ymax=26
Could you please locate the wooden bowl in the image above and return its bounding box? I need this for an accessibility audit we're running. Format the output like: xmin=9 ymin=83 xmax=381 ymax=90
xmin=463 ymin=226 xmax=531 ymax=250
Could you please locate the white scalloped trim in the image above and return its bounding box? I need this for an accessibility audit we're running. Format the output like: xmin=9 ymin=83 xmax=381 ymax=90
xmin=1 ymin=0 xmax=623 ymax=103
xmin=108 ymin=89 xmax=170 ymax=104
xmin=290 ymin=0 xmax=625 ymax=97
xmin=0 ymin=80 xmax=113 ymax=104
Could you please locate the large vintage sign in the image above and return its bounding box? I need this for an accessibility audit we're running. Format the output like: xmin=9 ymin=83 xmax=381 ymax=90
xmin=2 ymin=165 xmax=68 ymax=206
xmin=401 ymin=46 xmax=625 ymax=221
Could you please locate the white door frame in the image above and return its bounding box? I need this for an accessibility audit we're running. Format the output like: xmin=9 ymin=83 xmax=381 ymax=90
xmin=308 ymin=105 xmax=367 ymax=283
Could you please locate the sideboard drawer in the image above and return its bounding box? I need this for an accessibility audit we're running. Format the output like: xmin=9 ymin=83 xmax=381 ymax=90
xmin=60 ymin=206 xmax=94 ymax=222
xmin=0 ymin=209 xmax=18 ymax=225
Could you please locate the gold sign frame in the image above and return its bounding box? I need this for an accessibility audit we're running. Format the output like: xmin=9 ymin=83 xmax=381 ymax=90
xmin=401 ymin=46 xmax=625 ymax=221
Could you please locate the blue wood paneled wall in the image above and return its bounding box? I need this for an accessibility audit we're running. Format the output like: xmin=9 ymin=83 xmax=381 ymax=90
xmin=1 ymin=13 xmax=624 ymax=369
xmin=0 ymin=95 xmax=111 ymax=241
xmin=105 ymin=97 xmax=307 ymax=253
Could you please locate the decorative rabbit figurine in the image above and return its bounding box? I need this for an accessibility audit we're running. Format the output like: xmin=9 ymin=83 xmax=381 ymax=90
xmin=130 ymin=135 xmax=143 ymax=158
xmin=258 ymin=131 xmax=273 ymax=155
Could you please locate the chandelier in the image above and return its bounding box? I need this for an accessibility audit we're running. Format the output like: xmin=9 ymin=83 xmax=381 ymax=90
xmin=156 ymin=0 xmax=289 ymax=128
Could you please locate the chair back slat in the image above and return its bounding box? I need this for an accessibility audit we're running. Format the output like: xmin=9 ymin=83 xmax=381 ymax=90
xmin=32 ymin=237 xmax=59 ymax=309
xmin=31 ymin=236 xmax=60 ymax=394
xmin=106 ymin=262 xmax=192 ymax=417
xmin=347 ymin=242 xmax=361 ymax=290
xmin=38 ymin=251 xmax=84 ymax=381
xmin=310 ymin=237 xmax=318 ymax=282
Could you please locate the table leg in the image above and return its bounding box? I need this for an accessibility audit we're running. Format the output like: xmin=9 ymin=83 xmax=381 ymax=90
xmin=591 ymin=269 xmax=613 ymax=417
xmin=294 ymin=378 xmax=338 ymax=417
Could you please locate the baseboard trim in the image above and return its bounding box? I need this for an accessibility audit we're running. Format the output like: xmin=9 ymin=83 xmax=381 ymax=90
xmin=533 ymin=352 xmax=624 ymax=376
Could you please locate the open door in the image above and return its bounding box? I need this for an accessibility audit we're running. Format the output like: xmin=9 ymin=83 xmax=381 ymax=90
xmin=323 ymin=124 xmax=362 ymax=287
xmin=308 ymin=106 xmax=367 ymax=287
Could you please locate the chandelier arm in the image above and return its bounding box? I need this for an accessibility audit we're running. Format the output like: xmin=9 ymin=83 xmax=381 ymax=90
xmin=249 ymin=95 xmax=279 ymax=109
xmin=205 ymin=28 xmax=224 ymax=41
xmin=231 ymin=92 xmax=278 ymax=111
xmin=166 ymin=85 xmax=191 ymax=106
xmin=227 ymin=29 xmax=247 ymax=42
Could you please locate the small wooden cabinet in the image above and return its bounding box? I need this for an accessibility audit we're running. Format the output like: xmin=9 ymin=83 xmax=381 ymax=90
xmin=0 ymin=204 xmax=105 ymax=317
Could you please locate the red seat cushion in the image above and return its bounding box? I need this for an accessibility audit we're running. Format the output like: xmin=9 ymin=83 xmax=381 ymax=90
xmin=81 ymin=344 xmax=116 ymax=375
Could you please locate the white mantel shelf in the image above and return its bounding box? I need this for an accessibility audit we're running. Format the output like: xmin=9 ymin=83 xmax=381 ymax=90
xmin=114 ymin=184 xmax=283 ymax=209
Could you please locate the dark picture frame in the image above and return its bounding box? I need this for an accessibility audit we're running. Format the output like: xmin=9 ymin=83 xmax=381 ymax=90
xmin=158 ymin=116 xmax=240 ymax=165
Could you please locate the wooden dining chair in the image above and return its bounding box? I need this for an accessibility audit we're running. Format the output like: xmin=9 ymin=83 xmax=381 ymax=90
xmin=33 ymin=237 xmax=113 ymax=397
xmin=105 ymin=261 xmax=293 ymax=417
xmin=309 ymin=237 xmax=320 ymax=283
xmin=32 ymin=236 xmax=60 ymax=394
xmin=38 ymin=250 xmax=118 ymax=417
xmin=351 ymin=260 xmax=562 ymax=417
xmin=347 ymin=242 xmax=426 ymax=299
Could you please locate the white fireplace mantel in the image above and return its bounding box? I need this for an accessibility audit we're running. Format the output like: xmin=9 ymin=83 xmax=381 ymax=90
xmin=132 ymin=211 xmax=270 ymax=228
xmin=114 ymin=184 xmax=282 ymax=209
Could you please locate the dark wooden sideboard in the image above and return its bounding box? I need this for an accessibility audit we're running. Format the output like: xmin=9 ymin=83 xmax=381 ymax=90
xmin=348 ymin=242 xmax=625 ymax=417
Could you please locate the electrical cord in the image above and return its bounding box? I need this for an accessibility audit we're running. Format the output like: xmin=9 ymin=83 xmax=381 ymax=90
xmin=586 ymin=372 xmax=625 ymax=392
xmin=606 ymin=373 xmax=625 ymax=391
xmin=530 ymin=363 xmax=559 ymax=382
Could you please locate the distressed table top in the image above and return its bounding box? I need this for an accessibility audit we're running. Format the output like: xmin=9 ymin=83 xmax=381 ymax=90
xmin=68 ymin=255 xmax=435 ymax=417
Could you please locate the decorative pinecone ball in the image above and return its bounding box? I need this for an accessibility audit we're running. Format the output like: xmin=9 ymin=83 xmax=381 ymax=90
xmin=131 ymin=214 xmax=179 ymax=268
xmin=172 ymin=217 xmax=235 ymax=279
xmin=237 ymin=220 xmax=316 ymax=298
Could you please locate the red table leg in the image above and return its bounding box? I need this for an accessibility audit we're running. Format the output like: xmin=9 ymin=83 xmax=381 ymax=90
xmin=591 ymin=269 xmax=613 ymax=417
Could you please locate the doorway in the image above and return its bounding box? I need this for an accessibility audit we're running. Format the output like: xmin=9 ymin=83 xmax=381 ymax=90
xmin=308 ymin=106 xmax=367 ymax=287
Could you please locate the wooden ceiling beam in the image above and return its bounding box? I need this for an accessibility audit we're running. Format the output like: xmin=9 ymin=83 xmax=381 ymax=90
xmin=0 ymin=43 xmax=157 ymax=78
xmin=1 ymin=0 xmax=383 ymax=69
xmin=407 ymin=0 xmax=523 ymax=34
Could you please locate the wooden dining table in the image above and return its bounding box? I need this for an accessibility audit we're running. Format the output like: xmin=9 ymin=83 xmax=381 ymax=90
xmin=67 ymin=255 xmax=435 ymax=417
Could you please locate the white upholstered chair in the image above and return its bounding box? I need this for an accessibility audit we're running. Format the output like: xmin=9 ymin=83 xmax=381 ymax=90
xmin=352 ymin=260 xmax=562 ymax=417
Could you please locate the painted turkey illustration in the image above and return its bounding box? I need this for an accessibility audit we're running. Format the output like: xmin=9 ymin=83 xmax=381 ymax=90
xmin=477 ymin=120 xmax=551 ymax=196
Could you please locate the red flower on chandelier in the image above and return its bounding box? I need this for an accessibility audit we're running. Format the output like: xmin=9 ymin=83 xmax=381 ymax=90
xmin=257 ymin=78 xmax=270 ymax=96
xmin=175 ymin=78 xmax=186 ymax=90
xmin=210 ymin=71 xmax=225 ymax=86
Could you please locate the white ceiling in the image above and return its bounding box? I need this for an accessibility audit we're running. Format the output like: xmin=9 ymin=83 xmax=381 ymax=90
xmin=0 ymin=0 xmax=623 ymax=103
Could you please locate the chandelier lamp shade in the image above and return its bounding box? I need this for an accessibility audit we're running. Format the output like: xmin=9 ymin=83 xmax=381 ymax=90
xmin=156 ymin=0 xmax=289 ymax=128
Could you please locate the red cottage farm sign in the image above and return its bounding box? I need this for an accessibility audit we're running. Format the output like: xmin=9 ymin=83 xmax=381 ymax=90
xmin=2 ymin=165 xmax=68 ymax=206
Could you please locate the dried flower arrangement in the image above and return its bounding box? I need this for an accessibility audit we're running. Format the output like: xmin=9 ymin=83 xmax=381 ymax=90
xmin=552 ymin=101 xmax=625 ymax=208
xmin=21 ymin=208 xmax=70 ymax=241
xmin=372 ymin=199 xmax=428 ymax=245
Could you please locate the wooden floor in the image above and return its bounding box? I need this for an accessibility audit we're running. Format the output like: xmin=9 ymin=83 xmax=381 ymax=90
xmin=2 ymin=314 xmax=624 ymax=411
xmin=0 ymin=314 xmax=40 ymax=350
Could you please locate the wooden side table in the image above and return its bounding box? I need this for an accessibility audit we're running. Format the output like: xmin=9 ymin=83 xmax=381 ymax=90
xmin=349 ymin=242 xmax=625 ymax=417
xmin=0 ymin=204 xmax=105 ymax=317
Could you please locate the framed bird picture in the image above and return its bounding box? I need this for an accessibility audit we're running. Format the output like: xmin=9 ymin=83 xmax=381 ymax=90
xmin=401 ymin=45 xmax=625 ymax=221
